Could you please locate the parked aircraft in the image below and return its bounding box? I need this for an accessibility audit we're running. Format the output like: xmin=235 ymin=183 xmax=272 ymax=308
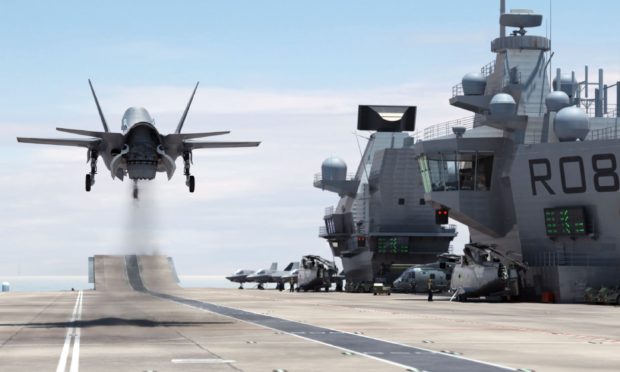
xmin=225 ymin=269 xmax=255 ymax=289
xmin=297 ymin=255 xmax=338 ymax=292
xmin=450 ymin=243 xmax=526 ymax=301
xmin=246 ymin=262 xmax=299 ymax=290
xmin=391 ymin=254 xmax=459 ymax=293
xmin=17 ymin=81 xmax=260 ymax=198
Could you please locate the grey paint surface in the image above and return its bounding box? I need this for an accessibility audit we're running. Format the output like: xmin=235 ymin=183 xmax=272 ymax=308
xmin=117 ymin=254 xmax=511 ymax=372
xmin=413 ymin=5 xmax=620 ymax=302
xmin=1 ymin=256 xmax=619 ymax=371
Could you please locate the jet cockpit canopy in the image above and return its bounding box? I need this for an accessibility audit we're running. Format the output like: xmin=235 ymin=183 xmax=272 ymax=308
xmin=122 ymin=107 xmax=154 ymax=132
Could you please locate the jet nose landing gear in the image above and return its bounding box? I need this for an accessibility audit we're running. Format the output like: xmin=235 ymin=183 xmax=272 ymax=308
xmin=133 ymin=181 xmax=139 ymax=200
xmin=85 ymin=150 xmax=98 ymax=192
xmin=183 ymin=151 xmax=195 ymax=193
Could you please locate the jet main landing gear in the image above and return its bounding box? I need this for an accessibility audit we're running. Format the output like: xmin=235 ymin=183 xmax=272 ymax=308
xmin=183 ymin=151 xmax=195 ymax=193
xmin=85 ymin=150 xmax=98 ymax=192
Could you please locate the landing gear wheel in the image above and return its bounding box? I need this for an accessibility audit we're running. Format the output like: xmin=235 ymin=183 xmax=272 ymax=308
xmin=85 ymin=174 xmax=92 ymax=192
xmin=188 ymin=175 xmax=195 ymax=193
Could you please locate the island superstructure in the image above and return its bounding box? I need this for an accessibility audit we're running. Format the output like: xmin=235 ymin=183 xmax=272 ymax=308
xmin=314 ymin=106 xmax=457 ymax=292
xmin=414 ymin=2 xmax=619 ymax=302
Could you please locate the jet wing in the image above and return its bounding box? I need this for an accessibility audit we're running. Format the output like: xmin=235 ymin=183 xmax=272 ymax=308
xmin=183 ymin=140 xmax=261 ymax=150
xmin=16 ymin=137 xmax=102 ymax=149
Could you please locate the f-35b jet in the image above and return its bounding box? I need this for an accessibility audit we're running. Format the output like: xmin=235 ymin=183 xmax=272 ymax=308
xmin=17 ymin=81 xmax=260 ymax=196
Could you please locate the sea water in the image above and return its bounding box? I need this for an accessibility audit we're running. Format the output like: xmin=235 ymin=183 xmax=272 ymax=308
xmin=0 ymin=276 xmax=242 ymax=292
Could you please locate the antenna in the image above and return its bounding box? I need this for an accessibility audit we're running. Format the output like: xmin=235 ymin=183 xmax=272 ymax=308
xmin=549 ymin=0 xmax=553 ymax=85
xmin=353 ymin=131 xmax=371 ymax=184
xmin=500 ymin=0 xmax=506 ymax=38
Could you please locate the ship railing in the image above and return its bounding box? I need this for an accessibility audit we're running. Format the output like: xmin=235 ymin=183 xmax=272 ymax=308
xmin=451 ymin=84 xmax=463 ymax=97
xmin=523 ymin=129 xmax=544 ymax=144
xmin=586 ymin=103 xmax=618 ymax=118
xmin=480 ymin=60 xmax=495 ymax=77
xmin=318 ymin=226 xmax=328 ymax=237
xmin=451 ymin=60 xmax=496 ymax=97
xmin=324 ymin=206 xmax=335 ymax=216
xmin=314 ymin=172 xmax=357 ymax=183
xmin=531 ymin=251 xmax=620 ymax=267
xmin=523 ymin=122 xmax=620 ymax=143
xmin=585 ymin=125 xmax=619 ymax=141
xmin=413 ymin=116 xmax=475 ymax=142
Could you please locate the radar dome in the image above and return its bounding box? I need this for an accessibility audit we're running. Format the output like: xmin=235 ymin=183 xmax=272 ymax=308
xmin=321 ymin=157 xmax=347 ymax=181
xmin=552 ymin=73 xmax=577 ymax=98
xmin=554 ymin=106 xmax=589 ymax=141
xmin=489 ymin=93 xmax=516 ymax=116
xmin=545 ymin=91 xmax=570 ymax=112
xmin=462 ymin=72 xmax=486 ymax=95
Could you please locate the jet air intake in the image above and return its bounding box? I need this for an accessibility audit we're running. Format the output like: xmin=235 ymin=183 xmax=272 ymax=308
xmin=125 ymin=126 xmax=160 ymax=180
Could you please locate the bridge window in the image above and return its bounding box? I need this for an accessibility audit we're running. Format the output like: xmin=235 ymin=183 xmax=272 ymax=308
xmin=419 ymin=152 xmax=493 ymax=192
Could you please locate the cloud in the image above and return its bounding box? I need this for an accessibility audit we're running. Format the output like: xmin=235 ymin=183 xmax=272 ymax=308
xmin=2 ymin=82 xmax=469 ymax=276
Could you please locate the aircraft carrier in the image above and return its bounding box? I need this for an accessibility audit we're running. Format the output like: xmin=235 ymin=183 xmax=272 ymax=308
xmin=316 ymin=1 xmax=620 ymax=302
xmin=412 ymin=5 xmax=620 ymax=303
xmin=2 ymin=2 xmax=619 ymax=372
xmin=1 ymin=254 xmax=619 ymax=372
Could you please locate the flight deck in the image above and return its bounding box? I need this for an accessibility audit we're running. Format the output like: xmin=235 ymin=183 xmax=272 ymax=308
xmin=0 ymin=255 xmax=618 ymax=372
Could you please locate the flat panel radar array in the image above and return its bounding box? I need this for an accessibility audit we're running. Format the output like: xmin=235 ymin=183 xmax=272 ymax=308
xmin=357 ymin=105 xmax=416 ymax=132
xmin=544 ymin=207 xmax=587 ymax=237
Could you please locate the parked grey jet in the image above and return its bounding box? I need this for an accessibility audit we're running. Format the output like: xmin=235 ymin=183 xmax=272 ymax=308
xmin=246 ymin=262 xmax=299 ymax=290
xmin=17 ymin=81 xmax=260 ymax=197
xmin=450 ymin=243 xmax=526 ymax=301
xmin=225 ymin=269 xmax=255 ymax=289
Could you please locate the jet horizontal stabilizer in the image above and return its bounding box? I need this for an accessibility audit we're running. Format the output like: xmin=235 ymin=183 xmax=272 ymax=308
xmin=164 ymin=131 xmax=231 ymax=142
xmin=56 ymin=127 xmax=112 ymax=137
xmin=16 ymin=137 xmax=101 ymax=148
xmin=182 ymin=140 xmax=261 ymax=150
xmin=178 ymin=131 xmax=231 ymax=139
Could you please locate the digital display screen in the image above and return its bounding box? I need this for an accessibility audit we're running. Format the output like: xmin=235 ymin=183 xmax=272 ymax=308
xmin=377 ymin=237 xmax=410 ymax=254
xmin=544 ymin=207 xmax=587 ymax=236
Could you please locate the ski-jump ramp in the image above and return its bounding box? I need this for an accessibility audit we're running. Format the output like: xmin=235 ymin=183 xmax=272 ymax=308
xmin=89 ymin=255 xmax=180 ymax=292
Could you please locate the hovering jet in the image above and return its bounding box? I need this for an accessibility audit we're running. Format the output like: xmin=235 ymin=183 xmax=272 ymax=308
xmin=17 ymin=81 xmax=260 ymax=197
xmin=226 ymin=269 xmax=255 ymax=289
xmin=246 ymin=262 xmax=300 ymax=290
xmin=450 ymin=243 xmax=527 ymax=302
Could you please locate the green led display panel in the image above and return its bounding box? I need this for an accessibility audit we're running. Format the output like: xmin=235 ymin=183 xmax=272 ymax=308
xmin=544 ymin=207 xmax=587 ymax=236
xmin=376 ymin=237 xmax=410 ymax=254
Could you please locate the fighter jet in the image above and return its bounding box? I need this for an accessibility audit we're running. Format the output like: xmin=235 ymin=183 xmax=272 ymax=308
xmin=246 ymin=262 xmax=300 ymax=290
xmin=226 ymin=269 xmax=255 ymax=289
xmin=450 ymin=243 xmax=527 ymax=302
xmin=17 ymin=81 xmax=260 ymax=197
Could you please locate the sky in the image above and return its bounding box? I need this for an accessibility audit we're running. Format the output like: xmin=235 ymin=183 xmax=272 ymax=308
xmin=1 ymin=0 xmax=618 ymax=276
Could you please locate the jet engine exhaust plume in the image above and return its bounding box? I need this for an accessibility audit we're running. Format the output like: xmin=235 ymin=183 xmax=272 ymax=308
xmin=124 ymin=181 xmax=161 ymax=255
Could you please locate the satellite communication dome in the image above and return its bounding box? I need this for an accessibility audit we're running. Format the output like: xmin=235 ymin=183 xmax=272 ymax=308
xmin=321 ymin=157 xmax=347 ymax=181
xmin=489 ymin=93 xmax=516 ymax=116
xmin=545 ymin=91 xmax=570 ymax=112
xmin=552 ymin=73 xmax=577 ymax=98
xmin=554 ymin=106 xmax=589 ymax=141
xmin=462 ymin=72 xmax=486 ymax=95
